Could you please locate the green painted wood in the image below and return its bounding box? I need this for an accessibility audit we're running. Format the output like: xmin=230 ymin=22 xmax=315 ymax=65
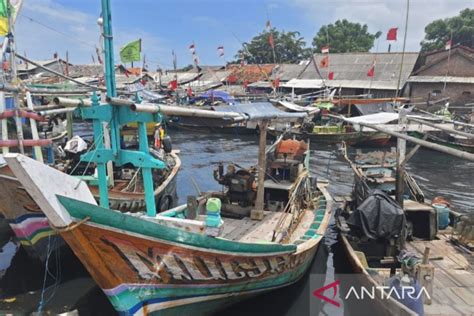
xmin=57 ymin=195 xmax=297 ymax=254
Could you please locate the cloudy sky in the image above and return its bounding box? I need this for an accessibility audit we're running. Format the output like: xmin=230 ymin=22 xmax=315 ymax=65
xmin=13 ymin=0 xmax=472 ymax=70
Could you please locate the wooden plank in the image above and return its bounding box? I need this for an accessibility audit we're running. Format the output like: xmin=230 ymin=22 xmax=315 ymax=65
xmin=450 ymin=287 xmax=474 ymax=306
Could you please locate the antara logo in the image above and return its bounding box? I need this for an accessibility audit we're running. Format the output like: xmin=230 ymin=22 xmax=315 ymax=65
xmin=312 ymin=279 xmax=431 ymax=306
xmin=312 ymin=279 xmax=340 ymax=307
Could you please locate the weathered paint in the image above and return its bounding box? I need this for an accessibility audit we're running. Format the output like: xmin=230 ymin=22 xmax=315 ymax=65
xmin=55 ymin=191 xmax=330 ymax=315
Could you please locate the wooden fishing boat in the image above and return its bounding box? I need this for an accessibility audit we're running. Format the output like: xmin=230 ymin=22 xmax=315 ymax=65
xmin=412 ymin=131 xmax=474 ymax=153
xmin=5 ymin=132 xmax=333 ymax=314
xmin=0 ymin=148 xmax=180 ymax=261
xmin=268 ymin=126 xmax=392 ymax=146
xmin=5 ymin=2 xmax=332 ymax=313
xmin=335 ymin=149 xmax=474 ymax=315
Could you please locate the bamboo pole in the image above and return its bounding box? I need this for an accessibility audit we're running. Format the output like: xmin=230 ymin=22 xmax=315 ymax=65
xmin=38 ymin=108 xmax=76 ymax=116
xmin=15 ymin=53 xmax=105 ymax=91
xmin=130 ymin=103 xmax=244 ymax=120
xmin=53 ymin=97 xmax=92 ymax=107
xmin=407 ymin=117 xmax=474 ymax=139
xmin=338 ymin=117 xmax=474 ymax=161
xmin=396 ymin=111 xmax=407 ymax=207
xmin=415 ymin=109 xmax=474 ymax=129
xmin=0 ymin=92 xmax=8 ymax=154
xmin=25 ymin=91 xmax=43 ymax=162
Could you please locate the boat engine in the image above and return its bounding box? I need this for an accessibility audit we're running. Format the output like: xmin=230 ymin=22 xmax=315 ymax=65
xmin=213 ymin=163 xmax=256 ymax=207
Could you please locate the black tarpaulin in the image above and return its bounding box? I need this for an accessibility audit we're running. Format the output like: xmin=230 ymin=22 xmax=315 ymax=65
xmin=347 ymin=190 xmax=406 ymax=240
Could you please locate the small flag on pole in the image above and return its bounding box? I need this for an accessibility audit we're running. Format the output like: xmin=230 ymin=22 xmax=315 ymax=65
xmin=189 ymin=43 xmax=196 ymax=54
xmin=95 ymin=46 xmax=103 ymax=64
xmin=328 ymin=71 xmax=334 ymax=80
xmin=321 ymin=46 xmax=329 ymax=54
xmin=387 ymin=28 xmax=398 ymax=41
xmin=172 ymin=50 xmax=177 ymax=70
xmin=120 ymin=39 xmax=141 ymax=63
xmin=367 ymin=61 xmax=375 ymax=77
xmin=445 ymin=40 xmax=452 ymax=50
xmin=217 ymin=46 xmax=224 ymax=57
xmin=265 ymin=20 xmax=271 ymax=31
xmin=273 ymin=77 xmax=280 ymax=88
xmin=319 ymin=55 xmax=329 ymax=68
xmin=168 ymin=79 xmax=178 ymax=91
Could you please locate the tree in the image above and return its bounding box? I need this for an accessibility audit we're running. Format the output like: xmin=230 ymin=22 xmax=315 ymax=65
xmin=235 ymin=28 xmax=312 ymax=64
xmin=312 ymin=19 xmax=381 ymax=53
xmin=421 ymin=8 xmax=474 ymax=51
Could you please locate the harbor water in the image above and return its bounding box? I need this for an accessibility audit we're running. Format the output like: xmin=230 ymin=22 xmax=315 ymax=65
xmin=0 ymin=128 xmax=472 ymax=315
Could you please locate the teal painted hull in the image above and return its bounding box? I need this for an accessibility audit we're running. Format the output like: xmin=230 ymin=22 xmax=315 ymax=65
xmin=56 ymin=193 xmax=330 ymax=315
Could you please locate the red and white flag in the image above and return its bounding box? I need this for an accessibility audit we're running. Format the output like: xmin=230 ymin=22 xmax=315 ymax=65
xmin=319 ymin=55 xmax=329 ymax=68
xmin=168 ymin=79 xmax=178 ymax=91
xmin=217 ymin=46 xmax=224 ymax=57
xmin=321 ymin=46 xmax=329 ymax=54
xmin=273 ymin=77 xmax=280 ymax=88
xmin=387 ymin=28 xmax=398 ymax=41
xmin=445 ymin=40 xmax=452 ymax=50
xmin=367 ymin=61 xmax=376 ymax=77
xmin=265 ymin=20 xmax=271 ymax=31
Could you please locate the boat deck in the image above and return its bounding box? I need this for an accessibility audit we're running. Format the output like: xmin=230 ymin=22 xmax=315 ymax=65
xmin=221 ymin=210 xmax=314 ymax=244
xmin=374 ymin=231 xmax=474 ymax=315
xmin=407 ymin=232 xmax=474 ymax=315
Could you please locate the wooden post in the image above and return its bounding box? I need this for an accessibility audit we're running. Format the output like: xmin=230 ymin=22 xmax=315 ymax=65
xmin=396 ymin=109 xmax=407 ymax=208
xmin=251 ymin=120 xmax=268 ymax=220
xmin=0 ymin=92 xmax=8 ymax=154
xmin=417 ymin=246 xmax=434 ymax=304
xmin=25 ymin=91 xmax=43 ymax=162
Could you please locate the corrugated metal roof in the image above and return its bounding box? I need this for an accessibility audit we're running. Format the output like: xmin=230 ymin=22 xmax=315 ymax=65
xmin=198 ymin=70 xmax=231 ymax=82
xmin=281 ymin=79 xmax=324 ymax=89
xmin=325 ymin=80 xmax=401 ymax=90
xmin=154 ymin=72 xmax=201 ymax=85
xmin=299 ymin=52 xmax=419 ymax=90
xmin=214 ymin=102 xmax=306 ymax=121
xmin=407 ymin=76 xmax=474 ymax=84
xmin=270 ymin=64 xmax=306 ymax=81
xmin=353 ymin=103 xmax=396 ymax=115
xmin=226 ymin=64 xmax=275 ymax=84
xmin=17 ymin=59 xmax=68 ymax=72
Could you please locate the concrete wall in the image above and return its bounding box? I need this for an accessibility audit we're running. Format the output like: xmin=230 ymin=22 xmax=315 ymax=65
xmin=409 ymin=82 xmax=474 ymax=110
xmin=418 ymin=53 xmax=474 ymax=77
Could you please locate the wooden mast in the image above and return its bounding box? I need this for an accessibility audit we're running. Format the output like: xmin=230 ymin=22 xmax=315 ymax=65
xmin=251 ymin=120 xmax=268 ymax=220
xmin=80 ymin=0 xmax=165 ymax=216
xmin=395 ymin=109 xmax=407 ymax=207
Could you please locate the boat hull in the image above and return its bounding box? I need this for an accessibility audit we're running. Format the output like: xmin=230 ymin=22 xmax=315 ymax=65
xmin=269 ymin=129 xmax=391 ymax=146
xmin=61 ymin=222 xmax=317 ymax=315
xmin=336 ymin=230 xmax=417 ymax=316
xmin=0 ymin=151 xmax=180 ymax=261
xmin=53 ymin=191 xmax=331 ymax=315
xmin=0 ymin=166 xmax=64 ymax=261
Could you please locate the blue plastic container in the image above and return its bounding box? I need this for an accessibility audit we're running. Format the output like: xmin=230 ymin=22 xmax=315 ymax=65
xmin=206 ymin=198 xmax=222 ymax=227
xmin=433 ymin=203 xmax=450 ymax=229
xmin=387 ymin=275 xmax=424 ymax=316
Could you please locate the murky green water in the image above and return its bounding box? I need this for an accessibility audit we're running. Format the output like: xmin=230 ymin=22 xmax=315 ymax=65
xmin=0 ymin=128 xmax=471 ymax=315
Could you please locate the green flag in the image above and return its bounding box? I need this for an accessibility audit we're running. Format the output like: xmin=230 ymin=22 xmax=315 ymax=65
xmin=120 ymin=39 xmax=141 ymax=63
